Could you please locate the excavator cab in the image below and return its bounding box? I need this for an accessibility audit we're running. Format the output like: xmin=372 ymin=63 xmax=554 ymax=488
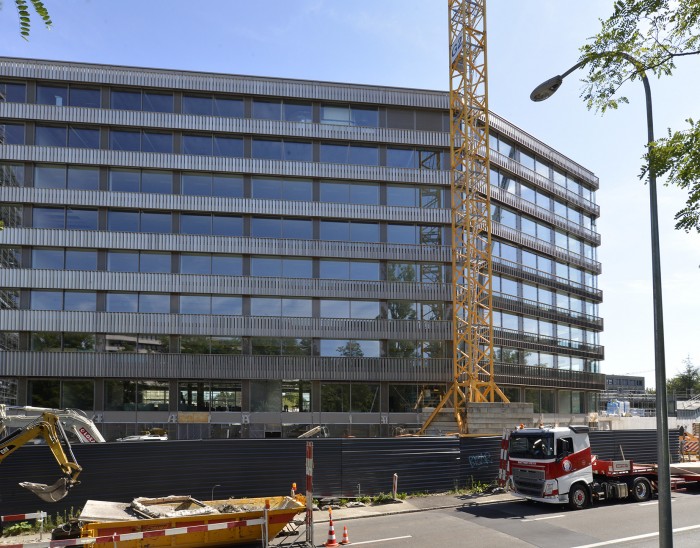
xmin=0 ymin=412 xmax=82 ymax=502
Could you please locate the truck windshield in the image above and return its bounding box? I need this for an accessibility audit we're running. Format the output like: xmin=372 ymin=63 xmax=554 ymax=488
xmin=509 ymin=433 xmax=555 ymax=459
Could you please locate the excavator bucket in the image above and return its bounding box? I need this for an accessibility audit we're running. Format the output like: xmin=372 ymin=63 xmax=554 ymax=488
xmin=19 ymin=477 xmax=73 ymax=503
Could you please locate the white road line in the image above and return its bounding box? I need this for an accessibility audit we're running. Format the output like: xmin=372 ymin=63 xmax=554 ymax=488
xmin=521 ymin=514 xmax=566 ymax=522
xmin=572 ymin=523 xmax=700 ymax=547
xmin=639 ymin=498 xmax=675 ymax=506
xmin=350 ymin=535 xmax=413 ymax=545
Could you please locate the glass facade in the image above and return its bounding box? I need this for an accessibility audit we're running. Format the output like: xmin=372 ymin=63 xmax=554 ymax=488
xmin=0 ymin=59 xmax=603 ymax=439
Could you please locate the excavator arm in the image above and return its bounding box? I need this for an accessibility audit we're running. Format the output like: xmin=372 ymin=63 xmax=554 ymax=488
xmin=0 ymin=412 xmax=82 ymax=502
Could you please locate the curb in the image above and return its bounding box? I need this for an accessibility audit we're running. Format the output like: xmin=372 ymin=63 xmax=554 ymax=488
xmin=314 ymin=494 xmax=516 ymax=522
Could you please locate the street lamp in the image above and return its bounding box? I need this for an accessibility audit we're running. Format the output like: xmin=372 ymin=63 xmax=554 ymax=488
xmin=211 ymin=484 xmax=221 ymax=501
xmin=531 ymin=53 xmax=672 ymax=547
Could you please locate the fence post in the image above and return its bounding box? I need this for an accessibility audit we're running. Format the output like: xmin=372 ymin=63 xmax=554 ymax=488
xmin=306 ymin=441 xmax=314 ymax=547
xmin=392 ymin=473 xmax=398 ymax=500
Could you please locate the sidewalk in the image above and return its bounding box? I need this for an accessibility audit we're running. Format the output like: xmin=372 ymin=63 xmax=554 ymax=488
xmin=313 ymin=491 xmax=518 ymax=522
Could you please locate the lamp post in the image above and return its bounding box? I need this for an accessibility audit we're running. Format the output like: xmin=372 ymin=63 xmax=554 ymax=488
xmin=211 ymin=484 xmax=221 ymax=501
xmin=531 ymin=53 xmax=672 ymax=547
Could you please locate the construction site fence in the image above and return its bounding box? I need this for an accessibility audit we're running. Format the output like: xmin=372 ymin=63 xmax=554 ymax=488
xmin=0 ymin=429 xmax=679 ymax=517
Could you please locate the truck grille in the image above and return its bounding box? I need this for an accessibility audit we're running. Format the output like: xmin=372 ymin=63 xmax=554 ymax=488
xmin=512 ymin=467 xmax=545 ymax=497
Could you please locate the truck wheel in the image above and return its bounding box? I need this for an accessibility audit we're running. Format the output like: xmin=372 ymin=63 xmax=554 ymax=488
xmin=568 ymin=484 xmax=589 ymax=510
xmin=631 ymin=478 xmax=652 ymax=502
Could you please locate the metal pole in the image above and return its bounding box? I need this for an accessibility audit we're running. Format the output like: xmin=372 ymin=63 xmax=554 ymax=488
xmin=639 ymin=68 xmax=673 ymax=548
xmin=306 ymin=441 xmax=314 ymax=547
xmin=531 ymin=51 xmax=672 ymax=546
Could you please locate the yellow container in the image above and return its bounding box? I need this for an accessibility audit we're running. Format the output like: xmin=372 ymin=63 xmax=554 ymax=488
xmin=80 ymin=495 xmax=306 ymax=548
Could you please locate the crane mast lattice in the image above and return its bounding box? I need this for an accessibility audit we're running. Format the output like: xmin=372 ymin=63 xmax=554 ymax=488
xmin=419 ymin=0 xmax=509 ymax=436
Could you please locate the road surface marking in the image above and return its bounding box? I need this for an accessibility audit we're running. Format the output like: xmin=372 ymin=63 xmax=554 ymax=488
xmin=572 ymin=523 xmax=700 ymax=547
xmin=522 ymin=514 xmax=565 ymax=522
xmin=639 ymin=499 xmax=675 ymax=506
xmin=351 ymin=535 xmax=413 ymax=545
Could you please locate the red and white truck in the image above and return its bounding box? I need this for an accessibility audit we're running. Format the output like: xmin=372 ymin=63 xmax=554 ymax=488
xmin=506 ymin=425 xmax=670 ymax=510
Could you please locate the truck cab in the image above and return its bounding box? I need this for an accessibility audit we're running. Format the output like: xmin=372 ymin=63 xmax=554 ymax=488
xmin=508 ymin=425 xmax=593 ymax=508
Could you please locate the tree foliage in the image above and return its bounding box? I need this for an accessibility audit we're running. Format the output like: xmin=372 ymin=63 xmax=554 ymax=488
xmin=6 ymin=0 xmax=52 ymax=38
xmin=580 ymin=0 xmax=700 ymax=232
xmin=666 ymin=355 xmax=700 ymax=394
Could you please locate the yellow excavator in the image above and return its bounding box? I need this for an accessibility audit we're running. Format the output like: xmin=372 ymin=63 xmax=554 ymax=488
xmin=0 ymin=411 xmax=82 ymax=502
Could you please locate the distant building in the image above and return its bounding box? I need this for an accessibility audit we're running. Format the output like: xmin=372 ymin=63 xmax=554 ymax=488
xmin=0 ymin=57 xmax=604 ymax=439
xmin=605 ymin=374 xmax=645 ymax=393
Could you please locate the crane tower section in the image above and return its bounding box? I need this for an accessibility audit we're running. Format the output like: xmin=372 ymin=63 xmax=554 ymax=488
xmin=420 ymin=0 xmax=508 ymax=435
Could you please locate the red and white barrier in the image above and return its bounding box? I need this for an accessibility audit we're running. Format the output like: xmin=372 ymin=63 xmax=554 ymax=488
xmin=3 ymin=517 xmax=266 ymax=548
xmin=497 ymin=429 xmax=511 ymax=487
xmin=1 ymin=512 xmax=47 ymax=523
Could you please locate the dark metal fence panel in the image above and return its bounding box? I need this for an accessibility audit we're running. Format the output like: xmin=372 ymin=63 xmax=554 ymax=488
xmin=0 ymin=431 xmax=682 ymax=517
xmin=339 ymin=437 xmax=460 ymax=497
xmin=590 ymin=429 xmax=680 ymax=463
xmin=459 ymin=436 xmax=502 ymax=487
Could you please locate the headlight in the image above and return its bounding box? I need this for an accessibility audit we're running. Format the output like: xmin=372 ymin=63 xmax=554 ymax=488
xmin=543 ymin=480 xmax=557 ymax=495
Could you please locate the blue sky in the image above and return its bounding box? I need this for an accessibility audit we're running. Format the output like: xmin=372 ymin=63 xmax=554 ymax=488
xmin=2 ymin=0 xmax=698 ymax=388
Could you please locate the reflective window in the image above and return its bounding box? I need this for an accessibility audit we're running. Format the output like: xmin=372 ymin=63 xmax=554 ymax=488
xmin=66 ymin=249 xmax=97 ymax=270
xmin=32 ymin=248 xmax=64 ymax=269
xmin=110 ymin=169 xmax=139 ymax=192
xmin=320 ymin=143 xmax=379 ymax=165
xmin=177 ymin=255 xmax=228 ymax=277
xmin=68 ymin=127 xmax=99 ymax=149
xmin=180 ymin=295 xmax=210 ymax=314
xmin=320 ymin=339 xmax=380 ymax=357
xmin=140 ymin=212 xmax=171 ymax=233
xmin=35 ymin=125 xmax=66 ymax=147
xmin=69 ymin=208 xmax=98 ymax=230
xmin=143 ymin=132 xmax=172 ymax=153
xmin=212 ymin=255 xmax=243 ymax=275
xmin=33 ymin=207 xmax=64 ymax=229
xmin=108 ymin=210 xmax=139 ymax=232
xmin=0 ymin=123 xmax=24 ymax=144
xmin=251 ymin=139 xmax=312 ymax=161
xmin=183 ymin=95 xmax=244 ymax=117
xmin=68 ymin=167 xmax=99 ymax=190
xmin=251 ymin=177 xmax=312 ymax=201
xmin=320 ymin=105 xmax=378 ymax=127
xmin=142 ymin=171 xmax=172 ymax=194
xmin=214 ymin=136 xmax=244 ymax=157
xmin=110 ymin=90 xmax=173 ymax=112
xmin=285 ymin=102 xmax=313 ymax=122
xmin=180 ymin=254 xmax=211 ymax=274
xmin=110 ymin=130 xmax=140 ymax=151
xmin=182 ymin=173 xmax=244 ymax=197
xmin=319 ymin=181 xmax=379 ymax=204
xmin=138 ymin=293 xmax=170 ymax=313
xmin=180 ymin=214 xmax=211 ymax=235
xmin=143 ymin=92 xmax=173 ymax=113
xmin=31 ymin=290 xmax=63 ymax=310
xmin=35 ymin=165 xmax=66 ymax=189
xmin=64 ymin=291 xmax=96 ymax=311
xmin=0 ymin=163 xmax=24 ymax=186
xmin=106 ymin=292 xmax=137 ymax=312
xmin=36 ymin=84 xmax=68 ymax=106
xmin=70 ymin=88 xmax=100 ymax=108
xmin=140 ymin=252 xmax=171 ymax=273
xmin=183 ymin=134 xmax=211 ymax=155
xmin=212 ymin=215 xmax=243 ymax=236
xmin=0 ymin=82 xmax=26 ymax=103
xmin=211 ymin=296 xmax=242 ymax=315
xmin=110 ymin=90 xmax=141 ymax=110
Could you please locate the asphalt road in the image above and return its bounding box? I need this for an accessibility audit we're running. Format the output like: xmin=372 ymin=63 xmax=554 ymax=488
xmin=302 ymin=490 xmax=700 ymax=547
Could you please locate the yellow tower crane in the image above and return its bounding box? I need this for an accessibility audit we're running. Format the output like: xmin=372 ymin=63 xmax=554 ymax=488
xmin=419 ymin=0 xmax=508 ymax=436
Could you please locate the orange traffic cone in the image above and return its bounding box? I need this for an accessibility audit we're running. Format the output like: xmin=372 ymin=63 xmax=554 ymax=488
xmin=340 ymin=525 xmax=351 ymax=545
xmin=325 ymin=510 xmax=339 ymax=547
